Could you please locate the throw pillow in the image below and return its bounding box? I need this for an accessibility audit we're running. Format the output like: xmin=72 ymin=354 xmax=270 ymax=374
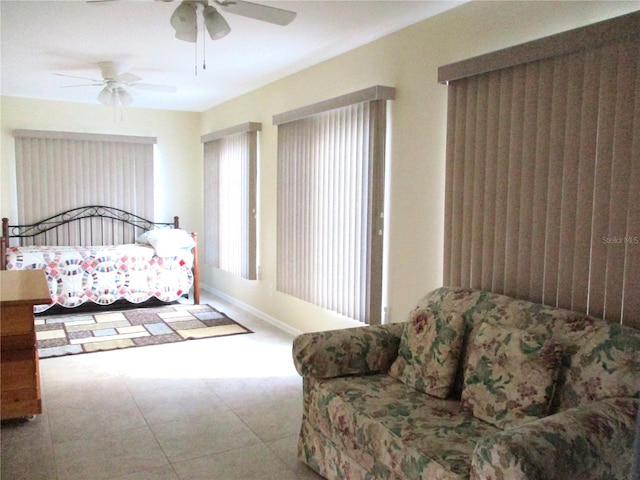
xmin=461 ymin=323 xmax=563 ymax=429
xmin=388 ymin=309 xmax=465 ymax=398
xmin=136 ymin=229 xmax=195 ymax=257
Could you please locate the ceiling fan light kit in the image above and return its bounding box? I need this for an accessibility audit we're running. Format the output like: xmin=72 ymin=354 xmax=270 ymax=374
xmin=98 ymin=85 xmax=133 ymax=107
xmin=171 ymin=2 xmax=198 ymax=42
xmin=171 ymin=1 xmax=231 ymax=43
xmin=203 ymin=6 xmax=231 ymax=41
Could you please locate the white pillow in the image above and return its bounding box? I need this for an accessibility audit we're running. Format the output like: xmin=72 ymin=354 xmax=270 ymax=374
xmin=136 ymin=230 xmax=153 ymax=245
xmin=136 ymin=229 xmax=195 ymax=257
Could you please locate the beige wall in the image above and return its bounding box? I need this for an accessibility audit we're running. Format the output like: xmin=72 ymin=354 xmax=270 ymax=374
xmin=2 ymin=1 xmax=638 ymax=335
xmin=198 ymin=1 xmax=640 ymax=334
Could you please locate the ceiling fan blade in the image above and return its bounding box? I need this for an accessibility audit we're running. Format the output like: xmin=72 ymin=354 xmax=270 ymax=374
xmin=116 ymin=72 xmax=143 ymax=85
xmin=216 ymin=0 xmax=296 ymax=26
xmin=130 ymin=83 xmax=177 ymax=93
xmin=54 ymin=73 xmax=103 ymax=83
xmin=60 ymin=83 xmax=105 ymax=88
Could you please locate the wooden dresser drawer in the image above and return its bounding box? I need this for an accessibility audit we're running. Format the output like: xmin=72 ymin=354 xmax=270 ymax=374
xmin=1 ymin=349 xmax=38 ymax=390
xmin=1 ymin=304 xmax=35 ymax=336
xmin=1 ymin=332 xmax=35 ymax=350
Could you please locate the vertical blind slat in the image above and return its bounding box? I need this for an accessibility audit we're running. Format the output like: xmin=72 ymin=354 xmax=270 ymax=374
xmin=504 ymin=65 xmax=525 ymax=298
xmin=571 ymin=49 xmax=600 ymax=314
xmin=604 ymin=43 xmax=636 ymax=322
xmin=470 ymin=76 xmax=487 ymax=290
xmin=540 ymin=58 xmax=567 ymax=307
xmin=443 ymin=81 xmax=457 ymax=286
xmin=517 ymin=63 xmax=539 ymax=299
xmin=481 ymin=75 xmax=500 ymax=291
xmin=589 ymin=44 xmax=618 ymax=320
xmin=460 ymin=78 xmax=476 ymax=288
xmin=556 ymin=52 xmax=584 ymax=311
xmin=622 ymin=43 xmax=640 ymax=328
xmin=450 ymin=81 xmax=467 ymax=287
xmin=491 ymin=69 xmax=514 ymax=294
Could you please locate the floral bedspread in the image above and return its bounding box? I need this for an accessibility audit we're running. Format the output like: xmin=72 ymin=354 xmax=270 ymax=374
xmin=6 ymin=244 xmax=194 ymax=312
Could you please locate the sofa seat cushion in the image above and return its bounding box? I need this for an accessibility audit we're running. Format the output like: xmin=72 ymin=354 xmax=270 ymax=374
xmin=308 ymin=374 xmax=500 ymax=480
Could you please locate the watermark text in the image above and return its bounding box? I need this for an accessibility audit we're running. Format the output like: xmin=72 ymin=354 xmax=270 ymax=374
xmin=601 ymin=236 xmax=639 ymax=245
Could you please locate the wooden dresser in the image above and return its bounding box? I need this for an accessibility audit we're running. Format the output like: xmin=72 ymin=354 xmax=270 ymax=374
xmin=1 ymin=270 xmax=50 ymax=420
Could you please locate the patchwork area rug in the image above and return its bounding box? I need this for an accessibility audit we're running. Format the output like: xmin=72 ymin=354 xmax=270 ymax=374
xmin=35 ymin=304 xmax=252 ymax=358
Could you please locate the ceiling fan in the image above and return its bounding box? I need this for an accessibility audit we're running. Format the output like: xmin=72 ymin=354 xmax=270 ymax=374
xmin=88 ymin=0 xmax=297 ymax=42
xmin=170 ymin=0 xmax=297 ymax=42
xmin=54 ymin=61 xmax=177 ymax=107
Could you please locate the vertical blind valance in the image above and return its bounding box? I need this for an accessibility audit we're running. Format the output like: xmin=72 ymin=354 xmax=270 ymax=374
xmin=275 ymin=87 xmax=393 ymax=324
xmin=202 ymin=123 xmax=259 ymax=280
xmin=13 ymin=129 xmax=157 ymax=144
xmin=14 ymin=130 xmax=155 ymax=244
xmin=273 ymin=85 xmax=396 ymax=125
xmin=441 ymin=20 xmax=640 ymax=328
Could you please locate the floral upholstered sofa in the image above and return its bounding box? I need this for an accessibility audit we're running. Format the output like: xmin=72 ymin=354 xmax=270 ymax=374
xmin=292 ymin=287 xmax=640 ymax=480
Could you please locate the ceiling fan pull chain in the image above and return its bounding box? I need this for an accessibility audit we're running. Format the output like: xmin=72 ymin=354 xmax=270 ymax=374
xmin=202 ymin=13 xmax=207 ymax=71
xmin=194 ymin=13 xmax=199 ymax=76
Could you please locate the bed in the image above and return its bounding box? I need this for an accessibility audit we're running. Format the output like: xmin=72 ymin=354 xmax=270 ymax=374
xmin=1 ymin=206 xmax=200 ymax=313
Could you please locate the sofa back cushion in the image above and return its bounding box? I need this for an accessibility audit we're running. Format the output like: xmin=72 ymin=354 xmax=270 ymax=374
xmin=460 ymin=323 xmax=563 ymax=428
xmin=415 ymin=287 xmax=640 ymax=411
xmin=388 ymin=310 xmax=465 ymax=398
xmin=555 ymin=322 xmax=640 ymax=409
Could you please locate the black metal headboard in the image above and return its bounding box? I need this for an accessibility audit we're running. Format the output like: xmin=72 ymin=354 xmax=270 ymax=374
xmin=2 ymin=205 xmax=179 ymax=248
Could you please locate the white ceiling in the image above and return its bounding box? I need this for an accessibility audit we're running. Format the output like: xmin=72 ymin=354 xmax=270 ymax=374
xmin=0 ymin=0 xmax=464 ymax=112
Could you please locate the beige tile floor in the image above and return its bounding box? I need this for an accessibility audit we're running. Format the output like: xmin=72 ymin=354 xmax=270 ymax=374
xmin=1 ymin=291 xmax=324 ymax=480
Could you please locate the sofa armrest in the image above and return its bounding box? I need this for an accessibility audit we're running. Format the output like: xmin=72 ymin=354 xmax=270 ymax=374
xmin=292 ymin=323 xmax=405 ymax=379
xmin=471 ymin=397 xmax=639 ymax=480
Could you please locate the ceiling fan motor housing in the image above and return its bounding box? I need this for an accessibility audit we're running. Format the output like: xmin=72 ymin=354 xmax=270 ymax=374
xmin=98 ymin=61 xmax=124 ymax=80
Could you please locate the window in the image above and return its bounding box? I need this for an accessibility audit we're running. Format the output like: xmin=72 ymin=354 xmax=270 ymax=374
xmin=202 ymin=122 xmax=260 ymax=280
xmin=273 ymin=86 xmax=394 ymax=324
xmin=439 ymin=12 xmax=639 ymax=328
xmin=13 ymin=130 xmax=155 ymax=245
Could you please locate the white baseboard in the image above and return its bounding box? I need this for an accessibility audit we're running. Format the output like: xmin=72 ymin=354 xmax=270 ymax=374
xmin=200 ymin=283 xmax=303 ymax=337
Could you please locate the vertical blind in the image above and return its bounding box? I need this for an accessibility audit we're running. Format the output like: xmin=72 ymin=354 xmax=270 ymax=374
xmin=440 ymin=18 xmax=639 ymax=329
xmin=274 ymin=86 xmax=394 ymax=324
xmin=13 ymin=130 xmax=155 ymax=245
xmin=202 ymin=123 xmax=259 ymax=280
